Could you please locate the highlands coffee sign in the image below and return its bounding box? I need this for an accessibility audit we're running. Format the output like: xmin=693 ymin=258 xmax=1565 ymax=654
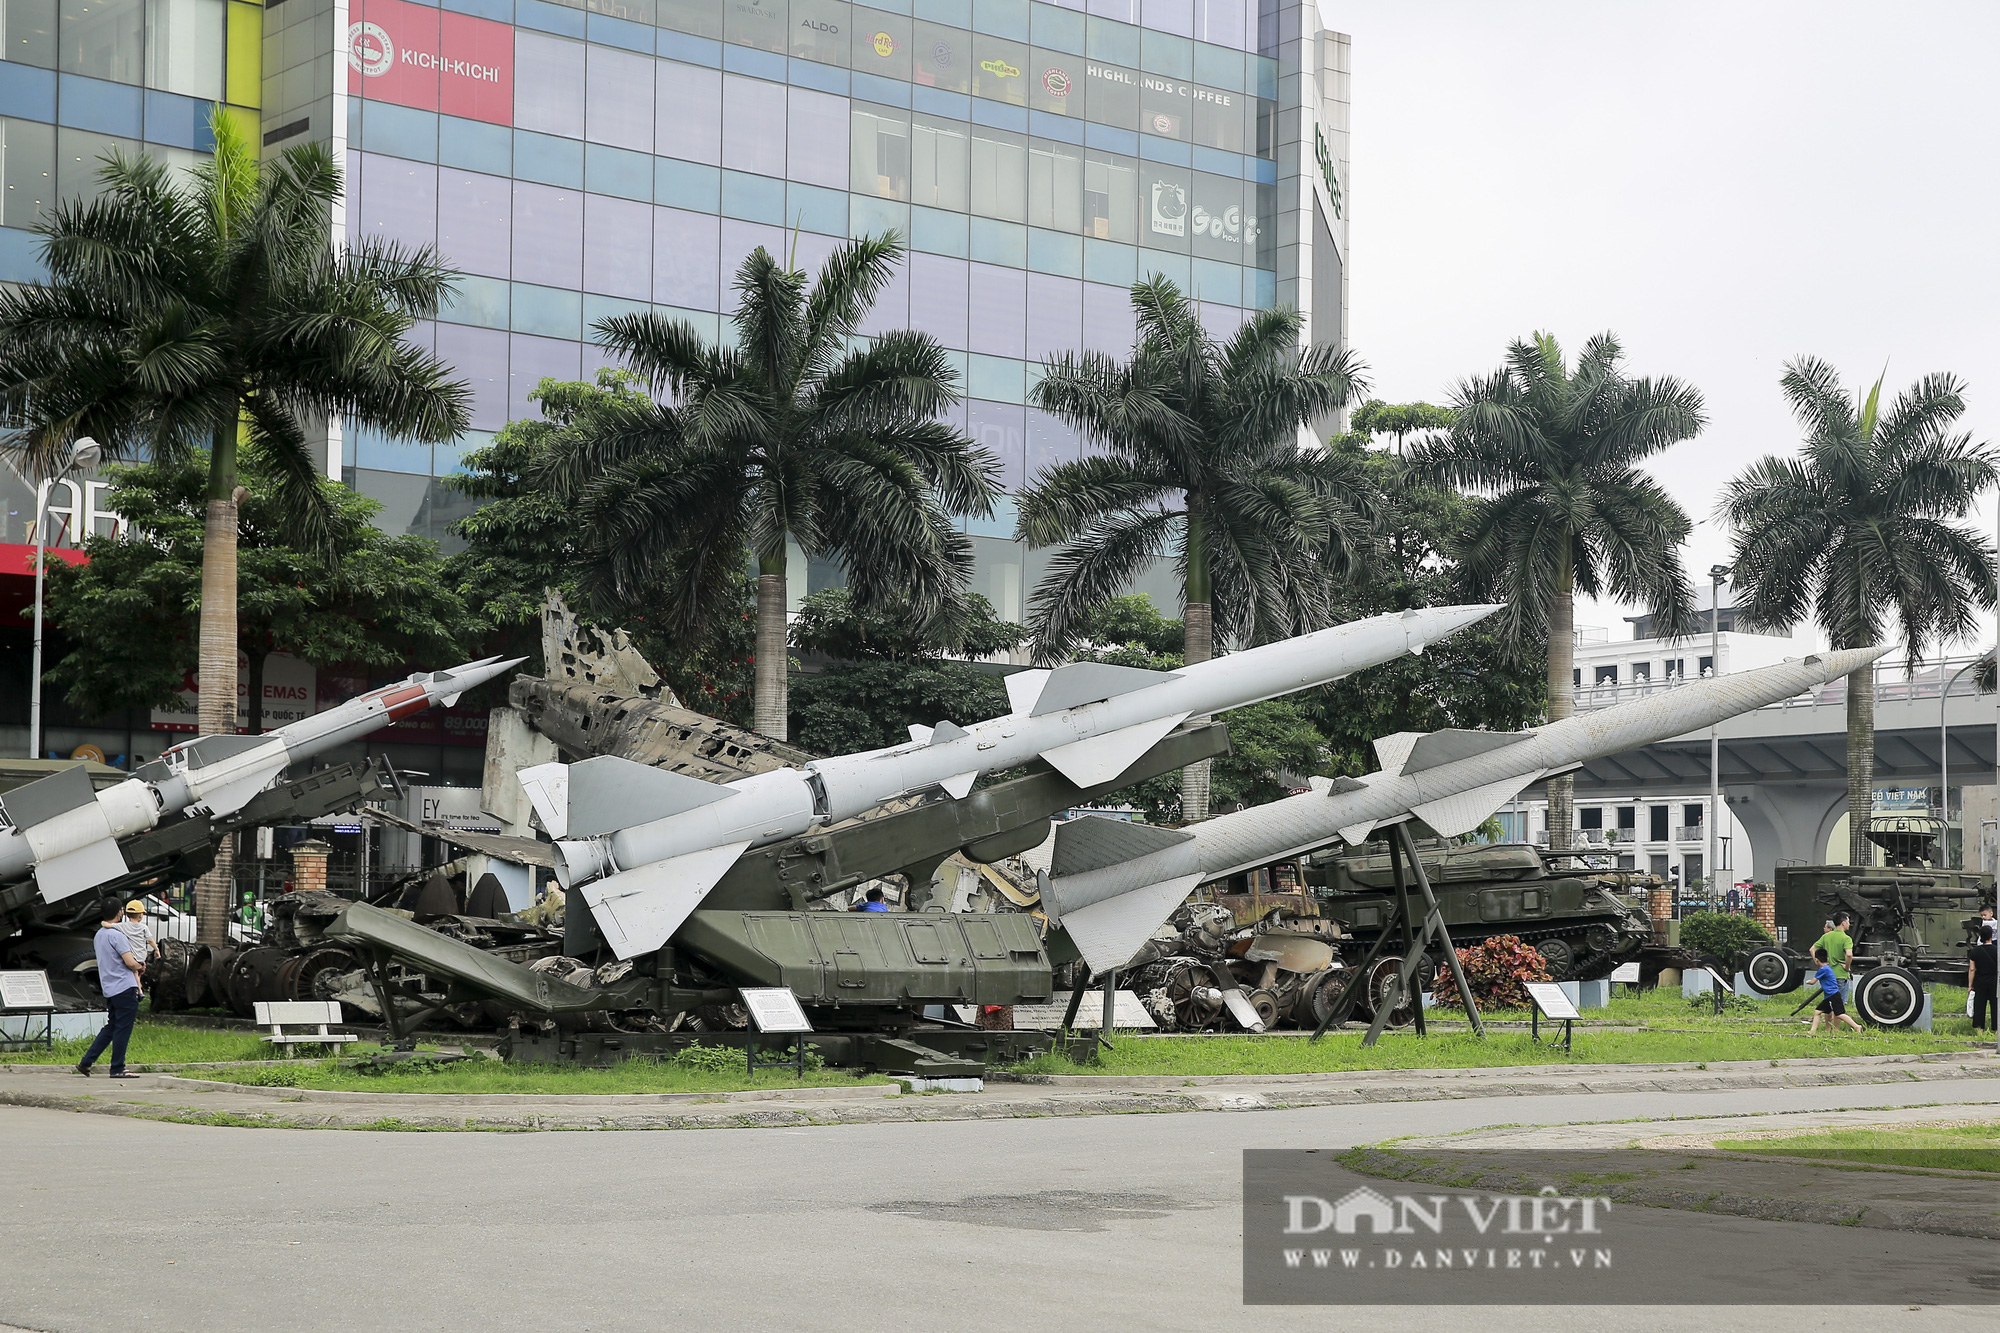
xmin=347 ymin=0 xmax=514 ymax=126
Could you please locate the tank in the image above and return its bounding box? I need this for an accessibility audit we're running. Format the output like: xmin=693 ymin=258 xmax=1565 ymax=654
xmin=1303 ymin=839 xmax=1655 ymax=982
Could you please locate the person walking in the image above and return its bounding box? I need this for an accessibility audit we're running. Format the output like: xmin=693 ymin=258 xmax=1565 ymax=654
xmin=1808 ymin=946 xmax=1863 ymax=1035
xmin=75 ymin=898 xmax=145 ymax=1078
xmin=1814 ymin=912 xmax=1855 ymax=1003
xmin=1967 ymin=921 xmax=1997 ymax=1033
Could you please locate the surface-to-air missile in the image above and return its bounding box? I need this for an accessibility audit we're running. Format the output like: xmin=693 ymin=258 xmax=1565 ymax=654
xmin=519 ymin=604 xmax=1503 ymax=958
xmin=1041 ymin=647 xmax=1894 ymax=976
xmin=0 ymin=656 xmax=523 ymax=902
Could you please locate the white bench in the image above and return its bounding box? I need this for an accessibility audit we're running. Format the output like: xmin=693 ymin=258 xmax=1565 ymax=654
xmin=253 ymin=1000 xmax=357 ymax=1050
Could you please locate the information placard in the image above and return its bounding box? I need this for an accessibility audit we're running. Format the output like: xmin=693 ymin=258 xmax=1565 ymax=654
xmin=0 ymin=971 xmax=54 ymax=1011
xmin=1608 ymin=962 xmax=1641 ymax=984
xmin=1523 ymin=981 xmax=1581 ymax=1021
xmin=739 ymin=987 xmax=812 ymax=1033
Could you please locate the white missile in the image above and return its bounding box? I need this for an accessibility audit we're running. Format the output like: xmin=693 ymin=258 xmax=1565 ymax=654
xmin=1040 ymin=645 xmax=1893 ymax=976
xmin=0 ymin=655 xmax=524 ymax=901
xmin=521 ymin=603 xmax=1504 ymax=959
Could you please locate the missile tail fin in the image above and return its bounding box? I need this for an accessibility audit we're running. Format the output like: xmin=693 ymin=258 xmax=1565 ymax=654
xmin=1058 ymin=873 xmax=1205 ymax=976
xmin=1003 ymin=668 xmax=1050 ymax=716
xmin=928 ymin=720 xmax=969 ymax=744
xmin=198 ymin=769 xmax=289 ymax=817
xmin=581 ymin=840 xmax=751 ymax=959
xmin=34 ymin=838 xmax=130 ymax=902
xmin=938 ymin=771 xmax=977 ymax=799
xmin=1409 ymin=772 xmax=1544 ymax=838
xmin=1039 ymin=712 xmax=1190 ymax=787
xmin=565 ymin=755 xmax=735 ymax=838
xmin=1371 ymin=732 xmax=1422 ymax=773
xmin=1028 ymin=661 xmax=1181 ymax=717
xmin=518 ymin=762 xmax=569 ymax=839
xmin=1049 ymin=814 xmax=1195 ymax=878
xmin=907 ymin=724 xmax=933 ymax=744
xmin=1337 ymin=821 xmax=1377 ymax=847
xmin=1400 ymin=728 xmax=1533 ymax=774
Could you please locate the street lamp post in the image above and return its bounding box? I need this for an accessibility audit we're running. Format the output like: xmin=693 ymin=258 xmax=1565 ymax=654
xmin=1708 ymin=564 xmax=1732 ymax=908
xmin=28 ymin=436 xmax=102 ymax=760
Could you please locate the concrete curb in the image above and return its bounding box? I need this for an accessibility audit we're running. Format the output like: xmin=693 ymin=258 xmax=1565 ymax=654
xmin=148 ymin=1075 xmax=903 ymax=1106
xmin=3 ymin=1051 xmax=1996 ymax=1132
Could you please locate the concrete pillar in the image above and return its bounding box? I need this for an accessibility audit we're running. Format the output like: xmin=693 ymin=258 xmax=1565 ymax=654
xmin=481 ymin=706 xmax=559 ymax=837
xmin=1726 ymin=783 xmax=1846 ymax=884
xmin=288 ymin=838 xmax=332 ymax=894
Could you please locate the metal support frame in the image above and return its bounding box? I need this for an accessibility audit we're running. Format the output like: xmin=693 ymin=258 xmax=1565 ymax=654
xmin=1311 ymin=823 xmax=1485 ymax=1047
xmin=744 ymin=1031 xmax=807 ymax=1080
xmin=1529 ymin=1004 xmax=1572 ymax=1054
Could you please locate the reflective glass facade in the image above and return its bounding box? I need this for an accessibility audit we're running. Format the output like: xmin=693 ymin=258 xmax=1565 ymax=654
xmin=1 ymin=0 xmax=1349 ymax=615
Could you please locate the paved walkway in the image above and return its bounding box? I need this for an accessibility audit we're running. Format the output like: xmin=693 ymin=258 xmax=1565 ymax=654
xmin=2 ymin=1049 xmax=1995 ymax=1131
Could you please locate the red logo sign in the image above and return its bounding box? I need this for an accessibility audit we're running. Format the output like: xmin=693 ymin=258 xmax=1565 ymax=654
xmin=349 ymin=0 xmax=513 ymax=126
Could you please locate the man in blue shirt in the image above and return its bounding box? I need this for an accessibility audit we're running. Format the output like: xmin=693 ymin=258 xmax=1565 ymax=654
xmin=75 ymin=897 xmax=145 ymax=1078
xmin=857 ymin=887 xmax=890 ymax=913
xmin=1808 ymin=945 xmax=1862 ymax=1035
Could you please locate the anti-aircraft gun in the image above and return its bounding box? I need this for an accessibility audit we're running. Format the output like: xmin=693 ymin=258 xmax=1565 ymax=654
xmin=1738 ymin=864 xmax=1995 ymax=1027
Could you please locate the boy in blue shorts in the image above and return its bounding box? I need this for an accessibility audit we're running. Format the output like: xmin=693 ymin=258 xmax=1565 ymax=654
xmin=1808 ymin=946 xmax=1862 ymax=1034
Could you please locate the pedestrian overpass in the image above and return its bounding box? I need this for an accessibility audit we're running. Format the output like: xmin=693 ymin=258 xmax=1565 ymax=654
xmin=1569 ymin=655 xmax=1996 ymax=884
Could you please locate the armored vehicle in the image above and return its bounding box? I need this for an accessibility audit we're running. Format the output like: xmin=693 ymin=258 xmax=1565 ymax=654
xmin=1303 ymin=839 xmax=1654 ymax=983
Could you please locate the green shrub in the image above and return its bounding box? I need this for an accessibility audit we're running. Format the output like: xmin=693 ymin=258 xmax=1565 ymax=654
xmin=1678 ymin=911 xmax=1772 ymax=965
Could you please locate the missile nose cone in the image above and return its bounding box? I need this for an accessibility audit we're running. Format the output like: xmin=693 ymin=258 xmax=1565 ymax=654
xmin=1804 ymin=644 xmax=1894 ymax=681
xmin=439 ymin=655 xmax=528 ymax=690
xmin=1400 ymin=602 xmax=1505 ymax=641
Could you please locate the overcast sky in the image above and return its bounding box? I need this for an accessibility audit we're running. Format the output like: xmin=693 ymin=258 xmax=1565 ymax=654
xmin=1324 ymin=1 xmax=2000 ymax=653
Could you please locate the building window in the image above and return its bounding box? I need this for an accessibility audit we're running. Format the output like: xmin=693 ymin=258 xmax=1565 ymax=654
xmin=1684 ymin=853 xmax=1704 ymax=885
xmin=1683 ymin=803 xmax=1704 ymax=827
xmin=911 ymin=113 xmax=969 ymax=211
xmin=1579 ymin=807 xmax=1603 ymax=831
xmin=1617 ymin=806 xmax=1635 ymax=832
xmin=1649 ymin=804 xmax=1669 ymax=842
xmin=1593 ymin=665 xmax=1617 ymax=685
xmin=1617 ymin=854 xmax=1635 ymax=870
xmin=1699 ymin=655 xmax=1715 ymax=677
xmin=1572 ymin=668 xmax=1581 ymax=688
xmin=1631 ymin=661 xmax=1650 ymax=682
xmin=1664 ymin=658 xmax=1684 ymax=680
xmin=851 ymin=103 xmax=911 ymax=201
xmin=1082 ymin=147 xmax=1138 ymax=242
xmin=144 ymin=0 xmax=222 ymax=100
xmin=60 ymin=0 xmax=142 ymax=84
xmin=1648 ymin=854 xmax=1669 ymax=877
xmin=0 ymin=117 xmax=55 ymax=229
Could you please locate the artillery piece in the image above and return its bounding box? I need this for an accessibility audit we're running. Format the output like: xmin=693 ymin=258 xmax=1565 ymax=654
xmin=1738 ymin=864 xmax=1995 ymax=1028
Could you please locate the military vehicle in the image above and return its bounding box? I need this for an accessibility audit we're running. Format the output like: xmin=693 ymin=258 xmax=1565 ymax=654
xmin=1302 ymin=839 xmax=1655 ymax=985
xmin=1738 ymin=864 xmax=1994 ymax=1027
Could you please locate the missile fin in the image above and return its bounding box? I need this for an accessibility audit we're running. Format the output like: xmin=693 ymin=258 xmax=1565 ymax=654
xmin=1371 ymin=732 xmax=1422 ymax=773
xmin=1049 ymin=814 xmax=1195 ymax=878
xmin=1401 ymin=728 xmax=1533 ymax=774
xmin=1409 ymin=772 xmax=1544 ymax=838
xmin=33 ymin=837 xmax=130 ymax=903
xmin=938 ymin=771 xmax=978 ymax=799
xmin=517 ymin=762 xmax=570 ymax=839
xmin=1221 ymin=989 xmax=1266 ymax=1033
xmin=1307 ymin=776 xmax=1368 ymax=795
xmin=197 ymin=768 xmax=289 ymax=817
xmin=1029 ymin=661 xmax=1181 ymax=717
xmin=566 ymin=755 xmax=735 ymax=838
xmin=1336 ymin=821 xmax=1376 ymax=847
xmin=179 ymin=733 xmax=279 ymax=768
xmin=0 ymin=763 xmax=99 ymax=831
xmin=1003 ymin=669 xmax=1050 ymax=716
xmin=907 ymin=724 xmax=933 ymax=744
xmin=1058 ymin=872 xmax=1205 ymax=976
xmin=580 ymin=840 xmax=752 ymax=959
xmin=928 ymin=720 xmax=969 ymax=744
xmin=1039 ymin=712 xmax=1190 ymax=787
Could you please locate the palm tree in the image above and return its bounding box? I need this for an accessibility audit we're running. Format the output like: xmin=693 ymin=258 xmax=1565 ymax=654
xmin=1017 ymin=276 xmax=1372 ymax=821
xmin=562 ymin=234 xmax=999 ymax=740
xmin=1722 ymin=359 xmax=1995 ymax=866
xmin=0 ymin=109 xmax=467 ymax=942
xmin=1412 ymin=332 xmax=1703 ymax=857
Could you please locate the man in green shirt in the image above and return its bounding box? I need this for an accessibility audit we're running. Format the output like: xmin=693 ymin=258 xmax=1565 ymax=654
xmin=1814 ymin=912 xmax=1854 ymax=1001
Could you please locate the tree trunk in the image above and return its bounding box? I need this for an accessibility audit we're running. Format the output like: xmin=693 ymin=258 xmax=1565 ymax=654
xmin=754 ymin=543 xmax=789 ymax=740
xmin=1846 ymin=661 xmax=1875 ymax=867
xmin=1544 ymin=549 xmax=1575 ymax=863
xmin=194 ymin=423 xmax=240 ymax=946
xmin=1180 ymin=509 xmax=1213 ymax=823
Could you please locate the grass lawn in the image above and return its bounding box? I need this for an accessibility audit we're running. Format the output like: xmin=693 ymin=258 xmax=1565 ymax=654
xmin=1712 ymin=1121 xmax=2000 ymax=1173
xmin=1009 ymin=1025 xmax=1981 ymax=1078
xmin=193 ymin=1055 xmax=896 ymax=1096
xmin=0 ymin=1020 xmax=412 ymax=1067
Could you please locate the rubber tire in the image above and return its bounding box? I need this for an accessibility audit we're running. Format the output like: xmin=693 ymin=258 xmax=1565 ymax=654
xmin=1854 ymin=966 xmax=1925 ymax=1029
xmin=1740 ymin=946 xmax=1802 ymax=996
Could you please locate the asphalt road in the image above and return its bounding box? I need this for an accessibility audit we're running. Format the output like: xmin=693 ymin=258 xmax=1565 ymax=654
xmin=6 ymin=1080 xmax=2000 ymax=1333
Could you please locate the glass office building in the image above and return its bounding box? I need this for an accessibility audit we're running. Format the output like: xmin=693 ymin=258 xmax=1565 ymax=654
xmin=2 ymin=0 xmax=1350 ymax=621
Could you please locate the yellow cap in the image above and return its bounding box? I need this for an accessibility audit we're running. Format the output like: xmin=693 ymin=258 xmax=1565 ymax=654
xmin=124 ymin=900 xmax=144 ymax=914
